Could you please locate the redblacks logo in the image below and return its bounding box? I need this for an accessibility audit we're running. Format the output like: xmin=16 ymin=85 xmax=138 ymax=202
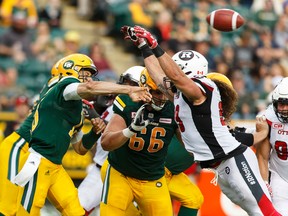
xmin=272 ymin=123 xmax=284 ymax=129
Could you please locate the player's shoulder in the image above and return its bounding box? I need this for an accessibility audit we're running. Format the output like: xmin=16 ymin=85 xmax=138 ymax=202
xmin=54 ymin=76 xmax=80 ymax=88
xmin=113 ymin=94 xmax=137 ymax=112
xmin=265 ymin=104 xmax=277 ymax=121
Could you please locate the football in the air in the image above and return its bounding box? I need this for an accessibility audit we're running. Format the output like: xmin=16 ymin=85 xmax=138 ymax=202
xmin=206 ymin=9 xmax=245 ymax=32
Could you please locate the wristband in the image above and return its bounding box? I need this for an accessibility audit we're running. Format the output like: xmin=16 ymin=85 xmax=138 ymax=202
xmin=152 ymin=45 xmax=165 ymax=58
xmin=71 ymin=131 xmax=83 ymax=145
xmin=140 ymin=44 xmax=153 ymax=59
xmin=122 ymin=128 xmax=135 ymax=138
xmin=82 ymin=128 xmax=101 ymax=149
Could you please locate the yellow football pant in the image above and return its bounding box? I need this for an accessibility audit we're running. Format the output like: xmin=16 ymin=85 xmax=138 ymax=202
xmin=100 ymin=159 xmax=142 ymax=216
xmin=16 ymin=151 xmax=84 ymax=216
xmin=165 ymin=167 xmax=204 ymax=209
xmin=100 ymin=161 xmax=172 ymax=216
xmin=0 ymin=132 xmax=29 ymax=216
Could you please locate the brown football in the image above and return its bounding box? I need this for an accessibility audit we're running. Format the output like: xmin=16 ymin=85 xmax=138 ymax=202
xmin=206 ymin=9 xmax=245 ymax=32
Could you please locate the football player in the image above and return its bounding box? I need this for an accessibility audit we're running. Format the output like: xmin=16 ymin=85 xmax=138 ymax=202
xmin=125 ymin=25 xmax=281 ymax=216
xmin=257 ymin=77 xmax=288 ymax=215
xmin=78 ymin=65 xmax=144 ymax=216
xmin=0 ymin=58 xmax=64 ymax=216
xmin=100 ymin=68 xmax=178 ymax=216
xmin=14 ymin=53 xmax=151 ymax=215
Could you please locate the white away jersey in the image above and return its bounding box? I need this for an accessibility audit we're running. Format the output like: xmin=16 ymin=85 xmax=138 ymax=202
xmin=174 ymin=77 xmax=242 ymax=162
xmin=265 ymin=105 xmax=288 ymax=182
xmin=93 ymin=105 xmax=113 ymax=166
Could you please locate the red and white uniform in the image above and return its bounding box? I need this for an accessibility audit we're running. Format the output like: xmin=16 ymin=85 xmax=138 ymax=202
xmin=174 ymin=77 xmax=280 ymax=216
xmin=78 ymin=105 xmax=113 ymax=212
xmin=265 ymin=105 xmax=288 ymax=215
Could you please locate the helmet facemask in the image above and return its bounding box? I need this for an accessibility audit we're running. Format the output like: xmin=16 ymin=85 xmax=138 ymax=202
xmin=273 ymin=98 xmax=288 ymax=123
xmin=140 ymin=68 xmax=168 ymax=111
xmin=163 ymin=77 xmax=177 ymax=93
xmin=150 ymin=89 xmax=168 ymax=111
xmin=78 ymin=67 xmax=98 ymax=82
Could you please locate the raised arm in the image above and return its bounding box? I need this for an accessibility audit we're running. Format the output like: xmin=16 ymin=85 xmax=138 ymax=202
xmin=131 ymin=26 xmax=205 ymax=104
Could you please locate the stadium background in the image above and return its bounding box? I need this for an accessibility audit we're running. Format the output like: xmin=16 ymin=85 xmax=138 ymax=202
xmin=0 ymin=0 xmax=287 ymax=215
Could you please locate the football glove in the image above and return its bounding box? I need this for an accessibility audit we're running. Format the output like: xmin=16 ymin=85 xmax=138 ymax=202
xmin=133 ymin=25 xmax=158 ymax=49
xmin=122 ymin=103 xmax=151 ymax=138
xmin=82 ymin=99 xmax=100 ymax=120
xmin=121 ymin=26 xmax=147 ymax=48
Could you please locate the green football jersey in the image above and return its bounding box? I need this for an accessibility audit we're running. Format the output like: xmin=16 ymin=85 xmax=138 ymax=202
xmin=16 ymin=76 xmax=61 ymax=142
xmin=165 ymin=136 xmax=195 ymax=175
xmin=30 ymin=76 xmax=83 ymax=164
xmin=108 ymin=94 xmax=178 ymax=180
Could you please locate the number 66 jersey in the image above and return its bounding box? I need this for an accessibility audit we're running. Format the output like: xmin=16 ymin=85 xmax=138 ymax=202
xmin=265 ymin=104 xmax=288 ymax=182
xmin=108 ymin=94 xmax=178 ymax=180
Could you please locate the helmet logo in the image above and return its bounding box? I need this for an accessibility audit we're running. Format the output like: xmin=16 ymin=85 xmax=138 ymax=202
xmin=63 ymin=60 xmax=74 ymax=69
xmin=140 ymin=74 xmax=147 ymax=85
xmin=179 ymin=51 xmax=194 ymax=60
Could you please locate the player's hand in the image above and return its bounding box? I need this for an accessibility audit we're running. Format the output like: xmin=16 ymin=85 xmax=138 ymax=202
xmin=255 ymin=115 xmax=268 ymax=134
xmin=91 ymin=117 xmax=106 ymax=134
xmin=133 ymin=25 xmax=158 ymax=49
xmin=82 ymin=99 xmax=100 ymax=120
xmin=121 ymin=25 xmax=147 ymax=48
xmin=130 ymin=104 xmax=150 ymax=131
xmin=129 ymin=86 xmax=152 ymax=103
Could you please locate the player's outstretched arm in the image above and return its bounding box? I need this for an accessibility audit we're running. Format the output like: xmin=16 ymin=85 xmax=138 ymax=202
xmin=77 ymin=80 xmax=152 ymax=102
xmin=132 ymin=25 xmax=205 ymax=103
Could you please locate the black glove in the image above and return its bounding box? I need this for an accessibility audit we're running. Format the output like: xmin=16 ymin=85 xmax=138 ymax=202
xmin=121 ymin=25 xmax=147 ymax=48
xmin=122 ymin=104 xmax=151 ymax=138
xmin=82 ymin=99 xmax=100 ymax=120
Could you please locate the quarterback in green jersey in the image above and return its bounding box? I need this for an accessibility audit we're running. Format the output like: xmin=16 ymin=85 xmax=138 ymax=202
xmin=0 ymin=59 xmax=65 ymax=216
xmin=101 ymin=68 xmax=181 ymax=216
xmin=14 ymin=53 xmax=151 ymax=216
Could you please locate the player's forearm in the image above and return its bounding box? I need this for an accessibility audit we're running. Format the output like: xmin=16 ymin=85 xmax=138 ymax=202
xmin=157 ymin=52 xmax=184 ymax=83
xmin=77 ymin=81 xmax=132 ymax=99
xmin=144 ymin=55 xmax=174 ymax=101
xmin=257 ymin=158 xmax=269 ymax=181
xmin=101 ymin=130 xmax=129 ymax=151
xmin=253 ymin=130 xmax=268 ymax=146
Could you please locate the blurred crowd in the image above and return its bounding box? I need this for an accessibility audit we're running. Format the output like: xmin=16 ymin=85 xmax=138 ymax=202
xmin=1 ymin=0 xmax=288 ymax=121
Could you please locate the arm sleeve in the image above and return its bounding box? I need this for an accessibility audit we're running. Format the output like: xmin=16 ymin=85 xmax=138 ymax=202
xmin=63 ymin=83 xmax=81 ymax=101
xmin=234 ymin=132 xmax=254 ymax=147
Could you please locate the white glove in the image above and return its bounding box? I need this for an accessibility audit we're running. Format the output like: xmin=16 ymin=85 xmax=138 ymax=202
xmin=122 ymin=104 xmax=150 ymax=138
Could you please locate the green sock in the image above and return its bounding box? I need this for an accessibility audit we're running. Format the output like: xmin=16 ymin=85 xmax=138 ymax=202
xmin=178 ymin=206 xmax=198 ymax=216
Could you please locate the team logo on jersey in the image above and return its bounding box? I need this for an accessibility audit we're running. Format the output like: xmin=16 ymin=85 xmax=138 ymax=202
xmin=159 ymin=118 xmax=172 ymax=124
xmin=140 ymin=74 xmax=147 ymax=85
xmin=178 ymin=50 xmax=194 ymax=61
xmin=63 ymin=60 xmax=74 ymax=69
xmin=225 ymin=167 xmax=230 ymax=175
xmin=272 ymin=123 xmax=283 ymax=129
xmin=156 ymin=182 xmax=162 ymax=187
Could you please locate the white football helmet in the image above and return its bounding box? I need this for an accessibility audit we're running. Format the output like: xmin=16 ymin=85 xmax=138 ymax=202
xmin=118 ymin=66 xmax=144 ymax=86
xmin=172 ymin=50 xmax=208 ymax=77
xmin=272 ymin=77 xmax=288 ymax=123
